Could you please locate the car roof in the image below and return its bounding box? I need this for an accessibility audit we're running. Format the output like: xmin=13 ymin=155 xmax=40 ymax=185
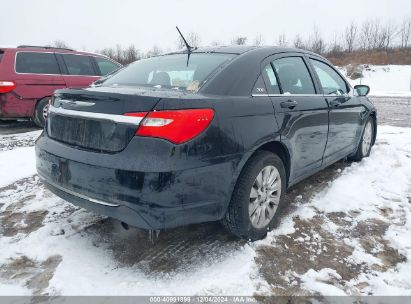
xmin=0 ymin=45 xmax=104 ymax=57
xmin=0 ymin=45 xmax=117 ymax=63
xmin=196 ymin=46 xmax=327 ymax=96
xmin=169 ymin=45 xmax=320 ymax=57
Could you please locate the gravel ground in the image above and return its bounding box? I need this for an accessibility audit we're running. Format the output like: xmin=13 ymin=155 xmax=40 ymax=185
xmin=370 ymin=96 xmax=411 ymax=127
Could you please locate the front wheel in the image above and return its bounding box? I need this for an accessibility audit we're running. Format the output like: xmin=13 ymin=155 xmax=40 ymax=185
xmin=222 ymin=151 xmax=286 ymax=240
xmin=349 ymin=117 xmax=375 ymax=161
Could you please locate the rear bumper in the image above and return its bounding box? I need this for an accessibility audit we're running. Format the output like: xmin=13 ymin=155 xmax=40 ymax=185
xmin=0 ymin=93 xmax=36 ymax=118
xmin=40 ymin=176 xmax=191 ymax=229
xmin=35 ymin=132 xmax=240 ymax=230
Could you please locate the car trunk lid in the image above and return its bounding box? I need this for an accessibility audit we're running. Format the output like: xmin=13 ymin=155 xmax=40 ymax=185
xmin=47 ymin=86 xmax=182 ymax=153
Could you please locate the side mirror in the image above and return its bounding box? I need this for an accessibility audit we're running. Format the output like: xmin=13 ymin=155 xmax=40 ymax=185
xmin=354 ymin=85 xmax=370 ymax=96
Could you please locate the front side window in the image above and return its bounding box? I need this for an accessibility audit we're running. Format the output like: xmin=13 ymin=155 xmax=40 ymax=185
xmin=95 ymin=57 xmax=120 ymax=76
xmin=272 ymin=57 xmax=315 ymax=94
xmin=101 ymin=53 xmax=235 ymax=92
xmin=62 ymin=54 xmax=96 ymax=76
xmin=310 ymin=59 xmax=348 ymax=95
xmin=15 ymin=52 xmax=60 ymax=74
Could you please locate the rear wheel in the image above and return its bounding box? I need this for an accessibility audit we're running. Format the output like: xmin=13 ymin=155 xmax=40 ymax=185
xmin=222 ymin=151 xmax=286 ymax=240
xmin=349 ymin=117 xmax=375 ymax=161
xmin=32 ymin=97 xmax=50 ymax=128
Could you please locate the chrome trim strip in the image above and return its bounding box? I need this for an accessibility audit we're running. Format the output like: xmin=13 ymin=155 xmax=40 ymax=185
xmin=48 ymin=105 xmax=143 ymax=125
xmin=58 ymin=100 xmax=96 ymax=107
xmin=60 ymin=75 xmax=100 ymax=77
xmin=252 ymin=93 xmax=322 ymax=97
xmin=251 ymin=93 xmax=270 ymax=97
xmin=39 ymin=174 xmax=120 ymax=207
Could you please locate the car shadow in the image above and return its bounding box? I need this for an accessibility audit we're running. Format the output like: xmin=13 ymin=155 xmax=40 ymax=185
xmin=84 ymin=159 xmax=350 ymax=274
xmin=0 ymin=120 xmax=40 ymax=135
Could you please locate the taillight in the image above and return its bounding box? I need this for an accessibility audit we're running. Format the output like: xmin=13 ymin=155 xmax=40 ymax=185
xmin=125 ymin=109 xmax=214 ymax=144
xmin=0 ymin=81 xmax=16 ymax=93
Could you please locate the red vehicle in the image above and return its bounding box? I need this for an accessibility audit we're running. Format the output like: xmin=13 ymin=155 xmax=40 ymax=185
xmin=0 ymin=45 xmax=121 ymax=127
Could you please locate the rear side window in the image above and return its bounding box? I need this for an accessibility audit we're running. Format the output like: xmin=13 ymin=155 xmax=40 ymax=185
xmin=95 ymin=57 xmax=119 ymax=76
xmin=310 ymin=59 xmax=348 ymax=94
xmin=62 ymin=54 xmax=96 ymax=76
xmin=15 ymin=52 xmax=60 ymax=74
xmin=262 ymin=64 xmax=280 ymax=94
xmin=252 ymin=75 xmax=267 ymax=95
xmin=0 ymin=50 xmax=4 ymax=63
xmin=272 ymin=57 xmax=315 ymax=94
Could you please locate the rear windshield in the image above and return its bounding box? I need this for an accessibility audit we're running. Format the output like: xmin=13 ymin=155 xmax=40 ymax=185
xmin=101 ymin=53 xmax=235 ymax=91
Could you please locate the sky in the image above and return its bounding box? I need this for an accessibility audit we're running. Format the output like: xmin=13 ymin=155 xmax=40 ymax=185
xmin=1 ymin=0 xmax=410 ymax=52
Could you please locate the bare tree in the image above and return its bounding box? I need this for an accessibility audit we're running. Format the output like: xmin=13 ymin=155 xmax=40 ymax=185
xmin=188 ymin=32 xmax=201 ymax=48
xmin=344 ymin=22 xmax=357 ymax=52
xmin=381 ymin=21 xmax=398 ymax=49
xmin=145 ymin=45 xmax=162 ymax=58
xmin=371 ymin=21 xmax=382 ymax=49
xmin=400 ymin=17 xmax=411 ymax=48
xmin=124 ymin=45 xmax=140 ymax=63
xmin=176 ymin=32 xmax=201 ymax=49
xmin=52 ymin=40 xmax=71 ymax=49
xmin=277 ymin=33 xmax=287 ymax=47
xmin=359 ymin=20 xmax=384 ymax=50
xmin=308 ymin=26 xmax=326 ymax=54
xmin=176 ymin=37 xmax=185 ymax=49
xmin=95 ymin=18 xmax=411 ymax=66
xmin=231 ymin=36 xmax=247 ymax=45
xmin=362 ymin=20 xmax=398 ymax=50
xmin=253 ymin=35 xmax=264 ymax=46
xmin=115 ymin=44 xmax=124 ymax=62
xmin=293 ymin=34 xmax=304 ymax=49
xmin=210 ymin=40 xmax=223 ymax=46
xmin=359 ymin=20 xmax=372 ymax=50
xmin=98 ymin=44 xmax=142 ymax=65
xmin=100 ymin=47 xmax=115 ymax=60
xmin=328 ymin=33 xmax=344 ymax=55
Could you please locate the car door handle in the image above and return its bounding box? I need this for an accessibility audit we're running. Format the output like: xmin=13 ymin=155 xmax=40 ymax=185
xmin=280 ymin=100 xmax=298 ymax=109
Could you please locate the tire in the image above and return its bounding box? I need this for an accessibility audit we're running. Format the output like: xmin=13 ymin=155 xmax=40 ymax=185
xmin=349 ymin=117 xmax=375 ymax=162
xmin=32 ymin=97 xmax=50 ymax=128
xmin=222 ymin=151 xmax=287 ymax=241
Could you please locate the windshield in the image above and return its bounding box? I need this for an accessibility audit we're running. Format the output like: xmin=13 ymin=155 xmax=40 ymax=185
xmin=101 ymin=53 xmax=235 ymax=92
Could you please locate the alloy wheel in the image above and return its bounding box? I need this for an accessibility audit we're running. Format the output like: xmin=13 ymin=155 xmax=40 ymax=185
xmin=249 ymin=165 xmax=281 ymax=229
xmin=362 ymin=121 xmax=373 ymax=156
xmin=43 ymin=104 xmax=49 ymax=120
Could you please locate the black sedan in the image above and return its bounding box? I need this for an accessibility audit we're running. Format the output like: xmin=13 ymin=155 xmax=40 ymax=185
xmin=35 ymin=46 xmax=376 ymax=240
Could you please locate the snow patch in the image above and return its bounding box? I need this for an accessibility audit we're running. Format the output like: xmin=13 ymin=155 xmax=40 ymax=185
xmin=300 ymin=268 xmax=345 ymax=296
xmin=0 ymin=147 xmax=36 ymax=187
xmin=339 ymin=65 xmax=411 ymax=97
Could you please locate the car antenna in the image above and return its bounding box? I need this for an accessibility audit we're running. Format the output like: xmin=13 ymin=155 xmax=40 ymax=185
xmin=176 ymin=26 xmax=196 ymax=66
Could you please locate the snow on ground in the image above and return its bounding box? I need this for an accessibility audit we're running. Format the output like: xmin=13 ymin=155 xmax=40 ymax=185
xmin=288 ymin=125 xmax=411 ymax=295
xmin=0 ymin=130 xmax=41 ymax=151
xmin=0 ymin=126 xmax=411 ymax=296
xmin=0 ymin=147 xmax=36 ymax=187
xmin=339 ymin=65 xmax=411 ymax=97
